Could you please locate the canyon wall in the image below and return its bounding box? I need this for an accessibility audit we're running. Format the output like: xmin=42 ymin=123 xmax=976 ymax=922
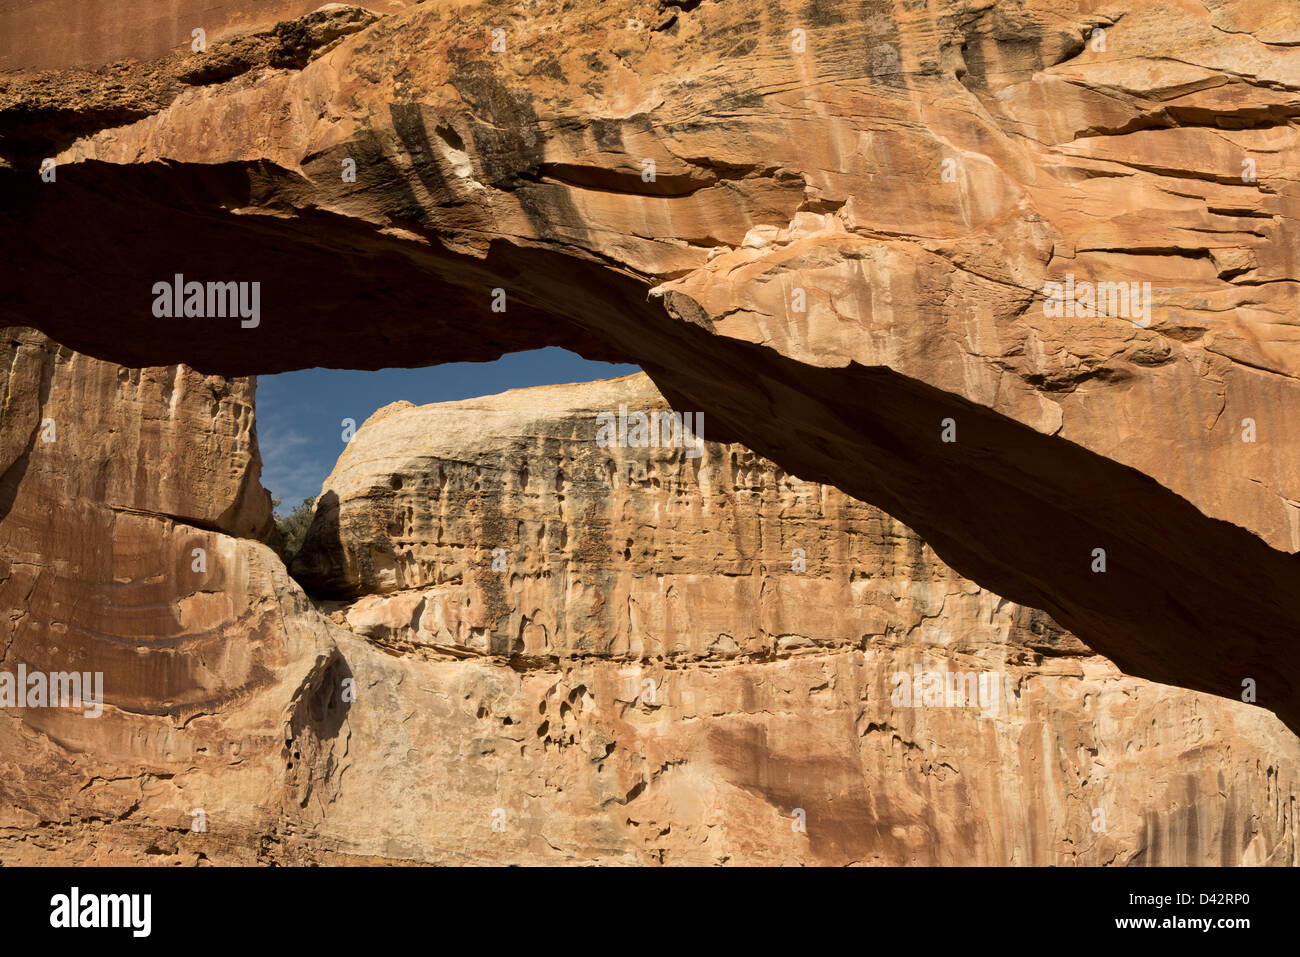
xmin=0 ymin=327 xmax=336 ymax=863
xmin=2 ymin=328 xmax=1293 ymax=864
xmin=2 ymin=0 xmax=1297 ymax=733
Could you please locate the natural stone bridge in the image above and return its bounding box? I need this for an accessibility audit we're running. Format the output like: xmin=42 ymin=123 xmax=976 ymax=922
xmin=1 ymin=0 xmax=1297 ymax=863
xmin=6 ymin=0 xmax=1297 ymax=730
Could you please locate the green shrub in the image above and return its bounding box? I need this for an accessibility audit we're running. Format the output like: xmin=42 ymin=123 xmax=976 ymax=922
xmin=272 ymin=496 xmax=316 ymax=561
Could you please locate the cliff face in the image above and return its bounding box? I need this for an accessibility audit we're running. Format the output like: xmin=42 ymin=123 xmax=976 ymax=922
xmin=284 ymin=371 xmax=1299 ymax=865
xmin=0 ymin=328 xmax=341 ymax=863
xmin=6 ymin=329 xmax=1292 ymax=865
xmin=2 ymin=0 xmax=1297 ymax=732
xmin=292 ymin=373 xmax=1071 ymax=666
xmin=0 ymin=1 xmax=414 ymax=72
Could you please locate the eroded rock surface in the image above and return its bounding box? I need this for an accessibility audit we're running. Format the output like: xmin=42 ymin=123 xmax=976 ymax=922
xmin=2 ymin=0 xmax=1297 ymax=730
xmin=285 ymin=372 xmax=1299 ymax=865
xmin=0 ymin=328 xmax=340 ymax=863
xmin=2 ymin=331 xmax=1295 ymax=864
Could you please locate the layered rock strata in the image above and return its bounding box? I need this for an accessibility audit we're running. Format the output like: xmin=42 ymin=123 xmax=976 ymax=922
xmin=290 ymin=371 xmax=1299 ymax=865
xmin=2 ymin=0 xmax=1297 ymax=730
xmin=0 ymin=327 xmax=336 ymax=863
xmin=3 ymin=330 xmax=1295 ymax=863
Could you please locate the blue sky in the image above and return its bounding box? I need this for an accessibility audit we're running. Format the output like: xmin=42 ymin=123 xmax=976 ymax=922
xmin=256 ymin=348 xmax=639 ymax=510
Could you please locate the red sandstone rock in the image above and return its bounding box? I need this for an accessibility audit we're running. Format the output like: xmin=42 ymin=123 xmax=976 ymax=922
xmin=2 ymin=0 xmax=1296 ymax=730
xmin=3 ymin=334 xmax=1293 ymax=865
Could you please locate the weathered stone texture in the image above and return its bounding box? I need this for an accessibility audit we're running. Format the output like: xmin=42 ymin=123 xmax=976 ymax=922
xmin=4 ymin=335 xmax=1295 ymax=865
xmin=1 ymin=0 xmax=1298 ymax=864
xmin=3 ymin=0 xmax=1297 ymax=730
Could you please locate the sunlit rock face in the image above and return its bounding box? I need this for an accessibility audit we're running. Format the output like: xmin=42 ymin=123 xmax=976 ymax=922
xmin=294 ymin=373 xmax=1064 ymax=663
xmin=0 ymin=1 xmax=415 ymax=71
xmin=2 ymin=0 xmax=1298 ymax=731
xmin=285 ymin=372 xmax=1299 ymax=865
xmin=1 ymin=0 xmax=1298 ymax=863
xmin=2 ymin=332 xmax=1294 ymax=865
xmin=0 ymin=327 xmax=340 ymax=864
